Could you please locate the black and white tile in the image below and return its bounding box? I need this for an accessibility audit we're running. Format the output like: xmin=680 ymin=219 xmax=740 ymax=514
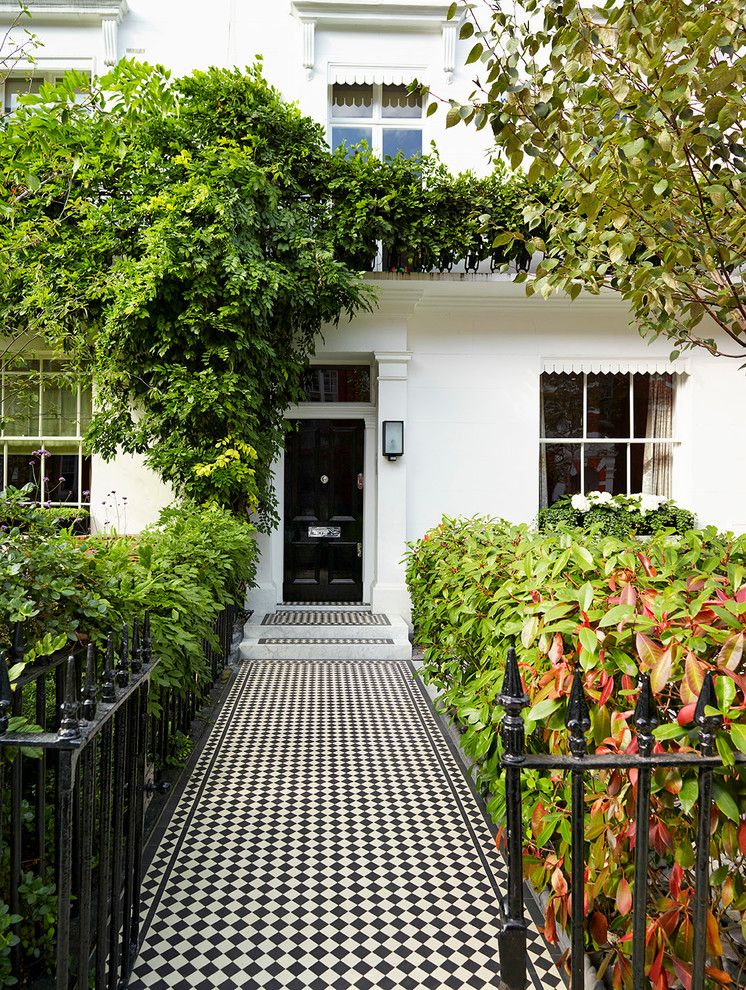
xmin=262 ymin=611 xmax=390 ymax=626
xmin=129 ymin=661 xmax=562 ymax=990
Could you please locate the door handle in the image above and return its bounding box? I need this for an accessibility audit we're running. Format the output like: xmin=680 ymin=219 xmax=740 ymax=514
xmin=357 ymin=542 xmax=362 ymax=559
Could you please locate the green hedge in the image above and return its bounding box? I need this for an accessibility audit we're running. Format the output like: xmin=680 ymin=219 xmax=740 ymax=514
xmin=0 ymin=498 xmax=257 ymax=705
xmin=405 ymin=516 xmax=746 ymax=986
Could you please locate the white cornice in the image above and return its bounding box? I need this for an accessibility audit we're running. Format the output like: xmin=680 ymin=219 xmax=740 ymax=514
xmin=0 ymin=1 xmax=128 ymax=20
xmin=291 ymin=0 xmax=454 ymax=28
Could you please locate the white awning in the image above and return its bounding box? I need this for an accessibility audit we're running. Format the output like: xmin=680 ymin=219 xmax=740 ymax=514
xmin=542 ymin=357 xmax=689 ymax=376
xmin=328 ymin=64 xmax=429 ymax=86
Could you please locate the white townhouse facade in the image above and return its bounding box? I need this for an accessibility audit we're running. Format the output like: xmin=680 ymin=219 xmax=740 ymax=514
xmin=1 ymin=0 xmax=745 ymax=627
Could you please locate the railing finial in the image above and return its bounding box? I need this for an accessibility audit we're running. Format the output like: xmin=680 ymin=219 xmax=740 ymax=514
xmin=59 ymin=656 xmax=81 ymax=740
xmin=102 ymin=631 xmax=116 ymax=703
xmin=566 ymin=668 xmax=591 ymax=758
xmin=633 ymin=672 xmax=659 ymax=758
xmin=116 ymin=622 xmax=129 ymax=688
xmin=82 ymin=643 xmax=97 ymax=721
xmin=694 ymin=670 xmax=721 ymax=757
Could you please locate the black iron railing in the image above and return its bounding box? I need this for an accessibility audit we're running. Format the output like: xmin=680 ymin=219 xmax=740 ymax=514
xmin=0 ymin=604 xmax=236 ymax=989
xmin=496 ymin=647 xmax=746 ymax=990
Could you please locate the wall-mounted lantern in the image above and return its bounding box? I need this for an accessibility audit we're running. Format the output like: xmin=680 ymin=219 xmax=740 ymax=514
xmin=382 ymin=420 xmax=404 ymax=461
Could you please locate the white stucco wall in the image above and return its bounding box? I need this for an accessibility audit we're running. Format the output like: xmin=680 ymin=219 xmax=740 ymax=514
xmin=88 ymin=451 xmax=174 ymax=534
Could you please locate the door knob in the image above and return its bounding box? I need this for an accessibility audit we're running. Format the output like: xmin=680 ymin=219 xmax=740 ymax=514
xmin=320 ymin=475 xmax=329 ymax=485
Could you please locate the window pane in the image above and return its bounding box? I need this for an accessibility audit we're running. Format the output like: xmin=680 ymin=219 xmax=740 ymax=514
xmin=382 ymin=128 xmax=422 ymax=160
xmin=584 ymin=443 xmax=627 ymax=495
xmin=80 ymin=388 xmax=93 ymax=432
xmin=331 ymin=84 xmax=373 ymax=118
xmin=331 ymin=126 xmax=373 ymax=156
xmin=3 ymin=376 xmax=39 ymax=436
xmin=382 ymin=84 xmax=423 ymax=118
xmin=4 ymin=77 xmax=42 ymax=113
xmin=541 ymin=372 xmax=583 ymax=438
xmin=6 ymin=448 xmax=39 ymax=499
xmin=43 ymin=448 xmax=81 ymax=504
xmin=633 ymin=373 xmax=672 ymax=438
xmin=42 ymin=380 xmax=78 ymax=436
xmin=542 ymin=443 xmax=581 ymax=506
xmin=302 ymin=366 xmax=370 ymax=403
xmin=632 ymin=441 xmax=673 ymax=497
xmin=586 ymin=373 xmax=629 ymax=438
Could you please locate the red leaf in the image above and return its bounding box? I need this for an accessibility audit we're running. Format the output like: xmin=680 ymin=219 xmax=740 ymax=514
xmin=637 ymin=551 xmax=658 ymax=576
xmin=549 ymin=633 xmax=564 ymax=664
xmin=620 ymin=583 xmax=637 ymax=606
xmin=672 ymin=959 xmax=692 ymax=990
xmin=616 ymin=876 xmax=632 ymax=916
xmin=650 ymin=646 xmax=674 ymax=693
xmin=678 ymin=703 xmax=696 ymax=727
xmin=706 ymin=910 xmax=723 ymax=957
xmin=599 ymin=673 xmax=615 ymax=707
xmin=589 ymin=911 xmax=608 ymax=946
xmin=716 ymin=631 xmax=744 ymax=672
xmin=543 ymin=899 xmax=557 ymax=943
xmin=669 ymin=863 xmax=684 ymax=899
xmin=738 ymin=820 xmax=746 ymax=856
xmin=649 ymin=945 xmax=664 ymax=984
xmin=636 ymin=632 xmax=663 ymax=669
xmin=551 ymin=867 xmax=568 ymax=897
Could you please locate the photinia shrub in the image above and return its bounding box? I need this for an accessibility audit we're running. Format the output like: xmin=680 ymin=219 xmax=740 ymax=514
xmin=405 ymin=516 xmax=746 ymax=988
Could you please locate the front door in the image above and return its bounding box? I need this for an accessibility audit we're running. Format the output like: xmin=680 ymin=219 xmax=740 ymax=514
xmin=283 ymin=419 xmax=364 ymax=602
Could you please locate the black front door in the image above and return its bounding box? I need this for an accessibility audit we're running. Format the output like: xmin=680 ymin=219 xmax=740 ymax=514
xmin=283 ymin=419 xmax=364 ymax=602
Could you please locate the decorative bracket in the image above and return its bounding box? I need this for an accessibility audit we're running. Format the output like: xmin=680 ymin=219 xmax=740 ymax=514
xmin=301 ymin=20 xmax=315 ymax=80
xmin=442 ymin=21 xmax=457 ymax=84
xmin=102 ymin=16 xmax=118 ymax=67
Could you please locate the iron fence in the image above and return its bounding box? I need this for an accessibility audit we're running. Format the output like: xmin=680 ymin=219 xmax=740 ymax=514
xmin=0 ymin=604 xmax=236 ymax=989
xmin=496 ymin=647 xmax=746 ymax=990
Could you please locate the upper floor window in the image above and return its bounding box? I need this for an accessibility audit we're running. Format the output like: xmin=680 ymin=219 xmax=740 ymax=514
xmin=2 ymin=76 xmax=43 ymax=114
xmin=539 ymin=371 xmax=676 ymax=507
xmin=1 ymin=359 xmax=92 ymax=508
xmin=330 ymin=83 xmax=423 ymax=159
xmin=302 ymin=366 xmax=371 ymax=403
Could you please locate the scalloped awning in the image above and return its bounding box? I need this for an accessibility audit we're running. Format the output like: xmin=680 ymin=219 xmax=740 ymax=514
xmin=328 ymin=65 xmax=429 ymax=86
xmin=542 ymin=357 xmax=689 ymax=375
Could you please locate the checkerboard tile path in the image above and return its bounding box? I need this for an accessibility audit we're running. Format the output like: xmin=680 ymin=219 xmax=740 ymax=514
xmin=128 ymin=661 xmax=562 ymax=990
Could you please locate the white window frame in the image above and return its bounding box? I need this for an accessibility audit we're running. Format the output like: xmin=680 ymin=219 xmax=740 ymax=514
xmin=328 ymin=83 xmax=424 ymax=158
xmin=539 ymin=371 xmax=679 ymax=498
xmin=2 ymin=68 xmax=91 ymax=115
xmin=1 ymin=359 xmax=92 ymax=508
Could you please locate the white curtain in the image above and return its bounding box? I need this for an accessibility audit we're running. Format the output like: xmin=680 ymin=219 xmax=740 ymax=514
xmin=539 ymin=388 xmax=548 ymax=509
xmin=642 ymin=375 xmax=673 ymax=496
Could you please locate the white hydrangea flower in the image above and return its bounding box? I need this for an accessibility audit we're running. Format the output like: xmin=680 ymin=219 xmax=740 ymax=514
xmin=640 ymin=493 xmax=666 ymax=513
xmin=596 ymin=491 xmax=613 ymax=504
xmin=571 ymin=494 xmax=591 ymax=512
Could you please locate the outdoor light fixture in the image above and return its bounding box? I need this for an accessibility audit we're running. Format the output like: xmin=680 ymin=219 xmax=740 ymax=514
xmin=382 ymin=420 xmax=404 ymax=460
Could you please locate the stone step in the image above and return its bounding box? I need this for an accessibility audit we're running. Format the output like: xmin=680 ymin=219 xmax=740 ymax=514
xmin=240 ymin=610 xmax=412 ymax=661
xmin=239 ymin=638 xmax=412 ymax=661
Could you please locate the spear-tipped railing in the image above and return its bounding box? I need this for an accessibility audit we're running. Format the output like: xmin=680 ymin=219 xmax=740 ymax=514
xmin=496 ymin=651 xmax=745 ymax=990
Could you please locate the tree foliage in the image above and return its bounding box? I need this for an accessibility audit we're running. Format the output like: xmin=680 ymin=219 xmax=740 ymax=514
xmin=0 ymin=62 xmax=371 ymax=518
xmin=444 ymin=0 xmax=746 ymax=361
xmin=0 ymin=60 xmax=553 ymax=515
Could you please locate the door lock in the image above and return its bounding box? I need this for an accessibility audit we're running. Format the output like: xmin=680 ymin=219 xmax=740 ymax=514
xmin=357 ymin=473 xmax=364 ymax=490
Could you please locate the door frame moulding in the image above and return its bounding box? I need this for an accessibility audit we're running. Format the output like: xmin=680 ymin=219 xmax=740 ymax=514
xmin=273 ymin=402 xmax=377 ymax=606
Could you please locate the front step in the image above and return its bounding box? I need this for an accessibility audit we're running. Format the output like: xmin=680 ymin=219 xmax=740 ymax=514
xmin=240 ymin=609 xmax=412 ymax=661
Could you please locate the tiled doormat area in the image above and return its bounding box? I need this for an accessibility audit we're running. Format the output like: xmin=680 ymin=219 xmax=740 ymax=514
xmin=128 ymin=661 xmax=561 ymax=990
xmin=262 ymin=611 xmax=391 ymax=625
